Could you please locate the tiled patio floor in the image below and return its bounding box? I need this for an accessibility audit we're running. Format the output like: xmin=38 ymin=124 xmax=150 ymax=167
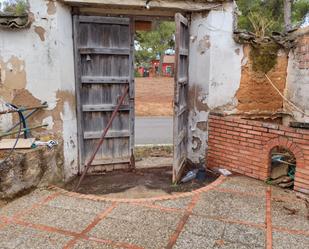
xmin=0 ymin=175 xmax=308 ymax=249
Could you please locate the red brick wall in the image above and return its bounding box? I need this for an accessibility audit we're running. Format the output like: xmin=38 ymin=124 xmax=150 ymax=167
xmin=207 ymin=114 xmax=309 ymax=194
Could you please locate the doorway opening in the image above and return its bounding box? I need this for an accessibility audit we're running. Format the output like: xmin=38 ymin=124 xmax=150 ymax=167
xmin=134 ymin=20 xmax=175 ymax=170
xmin=268 ymin=146 xmax=296 ymax=189
xmin=67 ymin=13 xmax=219 ymax=199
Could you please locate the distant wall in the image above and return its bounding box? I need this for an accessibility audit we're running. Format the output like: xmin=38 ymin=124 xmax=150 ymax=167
xmin=0 ymin=0 xmax=77 ymax=180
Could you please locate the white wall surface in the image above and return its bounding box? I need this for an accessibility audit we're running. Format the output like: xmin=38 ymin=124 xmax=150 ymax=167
xmin=188 ymin=2 xmax=243 ymax=164
xmin=0 ymin=0 xmax=78 ymax=179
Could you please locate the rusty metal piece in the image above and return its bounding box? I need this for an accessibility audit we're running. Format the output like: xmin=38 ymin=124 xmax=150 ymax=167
xmin=74 ymin=86 xmax=129 ymax=191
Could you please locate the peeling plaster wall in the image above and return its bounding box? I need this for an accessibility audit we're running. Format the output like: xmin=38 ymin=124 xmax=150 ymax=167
xmin=285 ymin=31 xmax=309 ymax=123
xmin=188 ymin=2 xmax=243 ymax=164
xmin=237 ymin=46 xmax=288 ymax=113
xmin=0 ymin=0 xmax=77 ymax=179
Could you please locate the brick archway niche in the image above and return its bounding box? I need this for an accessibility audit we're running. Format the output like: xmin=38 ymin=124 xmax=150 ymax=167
xmin=207 ymin=114 xmax=309 ymax=194
xmin=263 ymin=137 xmax=305 ymax=192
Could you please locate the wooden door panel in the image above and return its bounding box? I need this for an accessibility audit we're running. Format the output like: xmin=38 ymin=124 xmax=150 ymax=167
xmin=74 ymin=15 xmax=134 ymax=172
xmin=173 ymin=13 xmax=189 ymax=182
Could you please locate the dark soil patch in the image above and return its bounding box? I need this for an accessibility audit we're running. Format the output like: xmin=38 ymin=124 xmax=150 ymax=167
xmin=65 ymin=167 xmax=219 ymax=198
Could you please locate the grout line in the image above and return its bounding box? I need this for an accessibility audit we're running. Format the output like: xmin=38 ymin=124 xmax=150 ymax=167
xmin=266 ymin=186 xmax=273 ymax=249
xmin=1 ymin=214 xmax=144 ymax=249
xmin=166 ymin=193 xmax=201 ymax=249
xmin=0 ymin=191 xmax=60 ymax=232
xmin=63 ymin=202 xmax=118 ymax=249
xmin=191 ymin=214 xmax=266 ymax=230
xmin=130 ymin=202 xmax=183 ymax=213
xmin=272 ymin=226 xmax=309 ymax=236
xmin=1 ymin=216 xmax=80 ymax=237
xmin=13 ymin=191 xmax=61 ymax=220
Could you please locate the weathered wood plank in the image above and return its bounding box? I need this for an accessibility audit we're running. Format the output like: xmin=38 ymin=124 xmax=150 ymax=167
xmin=0 ymin=138 xmax=35 ymax=149
xmin=73 ymin=15 xmax=85 ymax=172
xmin=81 ymin=76 xmax=129 ymax=84
xmin=91 ymin=157 xmax=130 ymax=166
xmin=82 ymin=104 xmax=130 ymax=112
xmin=74 ymin=15 xmax=134 ymax=171
xmin=79 ymin=48 xmax=130 ymax=55
xmin=78 ymin=7 xmax=176 ymax=18
xmin=78 ymin=15 xmax=130 ymax=25
xmin=173 ymin=13 xmax=189 ymax=183
xmin=63 ymin=0 xmax=223 ymax=12
xmin=84 ymin=130 xmax=130 ymax=139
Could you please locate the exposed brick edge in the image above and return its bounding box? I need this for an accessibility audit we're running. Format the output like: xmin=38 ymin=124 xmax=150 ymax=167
xmin=48 ymin=175 xmax=226 ymax=203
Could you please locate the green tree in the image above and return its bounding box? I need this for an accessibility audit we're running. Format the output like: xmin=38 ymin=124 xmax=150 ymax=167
xmin=236 ymin=0 xmax=309 ymax=34
xmin=135 ymin=21 xmax=175 ymax=75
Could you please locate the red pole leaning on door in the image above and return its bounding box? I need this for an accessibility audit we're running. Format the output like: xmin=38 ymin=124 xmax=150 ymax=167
xmin=74 ymin=85 xmax=129 ymax=191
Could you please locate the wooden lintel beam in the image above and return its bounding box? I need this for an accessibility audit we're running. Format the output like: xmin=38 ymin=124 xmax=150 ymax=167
xmin=61 ymin=0 xmax=226 ymax=12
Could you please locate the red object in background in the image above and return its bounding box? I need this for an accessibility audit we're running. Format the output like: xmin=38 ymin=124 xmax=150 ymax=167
xmin=150 ymin=55 xmax=175 ymax=77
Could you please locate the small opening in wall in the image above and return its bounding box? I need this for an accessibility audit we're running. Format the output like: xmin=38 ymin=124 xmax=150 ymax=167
xmin=268 ymin=146 xmax=296 ymax=189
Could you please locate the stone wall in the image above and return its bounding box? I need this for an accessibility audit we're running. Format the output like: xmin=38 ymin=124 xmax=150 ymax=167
xmin=207 ymin=114 xmax=309 ymax=194
xmin=0 ymin=145 xmax=64 ymax=199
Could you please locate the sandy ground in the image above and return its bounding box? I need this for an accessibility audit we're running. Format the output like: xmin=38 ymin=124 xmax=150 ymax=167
xmin=135 ymin=77 xmax=174 ymax=116
xmin=0 ymin=175 xmax=308 ymax=249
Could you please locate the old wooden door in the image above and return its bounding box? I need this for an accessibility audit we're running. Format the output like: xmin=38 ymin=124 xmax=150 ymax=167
xmin=173 ymin=13 xmax=189 ymax=182
xmin=73 ymin=16 xmax=134 ymax=173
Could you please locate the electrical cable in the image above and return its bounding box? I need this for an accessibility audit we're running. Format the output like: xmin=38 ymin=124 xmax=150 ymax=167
xmin=0 ymin=104 xmax=22 ymax=167
xmin=9 ymin=104 xmax=28 ymax=138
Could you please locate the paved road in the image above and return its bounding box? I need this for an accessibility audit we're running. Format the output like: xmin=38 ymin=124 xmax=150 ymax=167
xmin=135 ymin=116 xmax=173 ymax=145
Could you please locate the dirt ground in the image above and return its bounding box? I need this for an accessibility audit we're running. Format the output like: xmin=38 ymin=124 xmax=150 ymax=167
xmin=135 ymin=77 xmax=174 ymax=116
xmin=65 ymin=168 xmax=218 ymax=198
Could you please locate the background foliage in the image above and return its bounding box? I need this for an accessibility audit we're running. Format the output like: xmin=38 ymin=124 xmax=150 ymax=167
xmin=236 ymin=0 xmax=309 ymax=33
xmin=135 ymin=21 xmax=175 ymax=73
